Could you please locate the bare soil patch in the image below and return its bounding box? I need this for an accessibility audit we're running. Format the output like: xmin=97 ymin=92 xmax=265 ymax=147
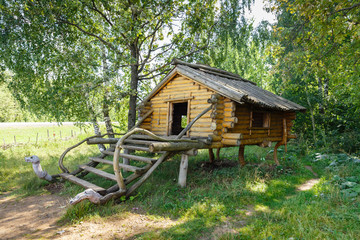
xmin=0 ymin=191 xmax=179 ymax=240
xmin=0 ymin=192 xmax=68 ymax=240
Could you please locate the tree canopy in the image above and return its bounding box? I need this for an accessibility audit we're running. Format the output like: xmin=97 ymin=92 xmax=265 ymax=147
xmin=0 ymin=0 xmax=218 ymax=128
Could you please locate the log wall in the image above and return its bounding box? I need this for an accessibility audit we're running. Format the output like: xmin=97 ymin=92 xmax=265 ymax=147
xmin=139 ymin=73 xmax=298 ymax=148
xmin=139 ymin=74 xmax=214 ymax=137
xmin=223 ymin=102 xmax=296 ymax=146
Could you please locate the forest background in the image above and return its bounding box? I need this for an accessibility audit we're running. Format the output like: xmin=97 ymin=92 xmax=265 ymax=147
xmin=1 ymin=0 xmax=359 ymax=154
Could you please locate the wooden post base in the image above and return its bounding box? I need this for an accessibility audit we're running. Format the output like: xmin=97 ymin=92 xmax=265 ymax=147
xmin=208 ymin=148 xmax=215 ymax=163
xmin=178 ymin=154 xmax=189 ymax=188
xmin=273 ymin=142 xmax=282 ymax=165
xmin=216 ymin=148 xmax=221 ymax=161
xmin=238 ymin=145 xmax=246 ymax=166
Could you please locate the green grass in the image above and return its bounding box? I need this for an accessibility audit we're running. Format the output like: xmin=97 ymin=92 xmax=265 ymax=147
xmin=0 ymin=124 xmax=91 ymax=145
xmin=1 ymin=132 xmax=359 ymax=239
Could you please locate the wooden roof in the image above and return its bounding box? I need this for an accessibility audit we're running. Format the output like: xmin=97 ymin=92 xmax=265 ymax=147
xmin=141 ymin=59 xmax=306 ymax=112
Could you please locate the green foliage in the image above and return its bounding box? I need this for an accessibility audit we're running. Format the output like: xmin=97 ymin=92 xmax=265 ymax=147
xmin=0 ymin=83 xmax=26 ymax=122
xmin=204 ymin=0 xmax=274 ymax=89
xmin=267 ymin=0 xmax=360 ymax=152
xmin=0 ymin=0 xmax=219 ymax=126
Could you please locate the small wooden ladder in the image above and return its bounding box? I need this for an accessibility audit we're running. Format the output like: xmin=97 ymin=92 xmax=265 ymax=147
xmin=59 ymin=106 xmax=212 ymax=202
xmin=59 ymin=133 xmax=174 ymax=197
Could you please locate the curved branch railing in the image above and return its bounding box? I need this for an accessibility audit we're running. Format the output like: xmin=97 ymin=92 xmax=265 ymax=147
xmin=112 ymin=105 xmax=213 ymax=192
xmin=58 ymin=132 xmax=125 ymax=173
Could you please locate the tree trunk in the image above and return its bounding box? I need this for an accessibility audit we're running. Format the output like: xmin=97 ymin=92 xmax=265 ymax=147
xmin=102 ymin=47 xmax=115 ymax=138
xmin=128 ymin=44 xmax=139 ymax=131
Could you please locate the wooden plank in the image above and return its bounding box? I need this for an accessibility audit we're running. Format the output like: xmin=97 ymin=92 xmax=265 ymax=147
xmin=102 ymin=150 xmax=114 ymax=156
xmin=59 ymin=173 xmax=106 ymax=194
xmin=118 ymin=153 xmax=156 ymax=164
xmin=79 ymin=165 xmax=117 ymax=181
xmin=89 ymin=157 xmax=144 ymax=173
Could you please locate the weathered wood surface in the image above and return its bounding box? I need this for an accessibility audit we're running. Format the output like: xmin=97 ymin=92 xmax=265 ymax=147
xmin=238 ymin=145 xmax=246 ymax=166
xmin=208 ymin=148 xmax=215 ymax=163
xmin=60 ymin=173 xmax=106 ymax=194
xmin=89 ymin=157 xmax=145 ymax=173
xmin=79 ymin=165 xmax=117 ymax=181
xmin=149 ymin=141 xmax=207 ymax=152
xmin=178 ymin=154 xmax=189 ymax=188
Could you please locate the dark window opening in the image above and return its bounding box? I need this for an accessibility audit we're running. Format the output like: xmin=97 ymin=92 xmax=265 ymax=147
xmin=252 ymin=112 xmax=270 ymax=128
xmin=252 ymin=112 xmax=264 ymax=128
xmin=171 ymin=102 xmax=188 ymax=135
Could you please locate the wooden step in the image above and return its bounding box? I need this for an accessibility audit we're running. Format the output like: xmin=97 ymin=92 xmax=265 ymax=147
xmin=102 ymin=150 xmax=115 ymax=156
xmin=118 ymin=153 xmax=156 ymax=164
xmin=79 ymin=165 xmax=117 ymax=181
xmin=122 ymin=145 xmax=150 ymax=152
xmin=89 ymin=157 xmax=146 ymax=173
xmin=59 ymin=173 xmax=106 ymax=194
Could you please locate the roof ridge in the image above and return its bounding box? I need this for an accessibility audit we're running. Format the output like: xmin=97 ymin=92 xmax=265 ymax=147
xmin=171 ymin=58 xmax=256 ymax=85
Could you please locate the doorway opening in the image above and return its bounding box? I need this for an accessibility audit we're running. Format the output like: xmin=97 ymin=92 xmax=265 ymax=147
xmin=170 ymin=102 xmax=188 ymax=135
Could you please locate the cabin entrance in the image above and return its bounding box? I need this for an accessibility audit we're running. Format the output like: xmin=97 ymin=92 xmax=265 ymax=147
xmin=169 ymin=101 xmax=188 ymax=135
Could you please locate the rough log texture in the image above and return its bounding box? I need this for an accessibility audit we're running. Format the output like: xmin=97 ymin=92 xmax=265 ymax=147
xmin=178 ymin=154 xmax=189 ymax=187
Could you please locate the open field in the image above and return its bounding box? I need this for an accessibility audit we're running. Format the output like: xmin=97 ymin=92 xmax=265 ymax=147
xmin=1 ymin=125 xmax=360 ymax=239
xmin=0 ymin=123 xmax=91 ymax=146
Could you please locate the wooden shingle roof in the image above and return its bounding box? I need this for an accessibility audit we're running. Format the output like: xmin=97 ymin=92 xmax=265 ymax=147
xmin=142 ymin=59 xmax=306 ymax=112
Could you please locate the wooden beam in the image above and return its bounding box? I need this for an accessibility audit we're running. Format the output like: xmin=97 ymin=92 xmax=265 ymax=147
xmin=238 ymin=145 xmax=246 ymax=166
xmin=216 ymin=148 xmax=221 ymax=161
xmin=164 ymin=96 xmax=194 ymax=102
xmin=178 ymin=154 xmax=189 ymax=188
xmin=209 ymin=148 xmax=215 ymax=163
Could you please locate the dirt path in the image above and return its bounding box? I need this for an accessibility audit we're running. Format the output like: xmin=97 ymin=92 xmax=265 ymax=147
xmin=0 ymin=193 xmax=68 ymax=240
xmin=297 ymin=166 xmax=320 ymax=191
xmin=0 ymin=192 xmax=178 ymax=240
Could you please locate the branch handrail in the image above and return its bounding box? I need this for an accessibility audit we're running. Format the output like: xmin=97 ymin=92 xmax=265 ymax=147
xmin=176 ymin=105 xmax=213 ymax=139
xmin=112 ymin=105 xmax=213 ymax=191
xmin=58 ymin=132 xmax=125 ymax=173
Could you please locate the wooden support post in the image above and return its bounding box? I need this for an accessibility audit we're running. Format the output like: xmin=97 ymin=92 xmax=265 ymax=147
xmin=178 ymin=154 xmax=189 ymax=188
xmin=273 ymin=142 xmax=281 ymax=165
xmin=208 ymin=148 xmax=215 ymax=163
xmin=216 ymin=148 xmax=221 ymax=161
xmin=238 ymin=145 xmax=246 ymax=166
xmin=273 ymin=118 xmax=287 ymax=165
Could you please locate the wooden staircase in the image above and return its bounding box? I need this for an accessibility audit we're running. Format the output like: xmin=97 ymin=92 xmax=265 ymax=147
xmin=59 ymin=133 xmax=175 ymax=199
xmin=58 ymin=106 xmax=213 ymax=204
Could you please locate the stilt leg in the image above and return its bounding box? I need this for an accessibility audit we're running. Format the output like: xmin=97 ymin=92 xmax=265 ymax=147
xmin=216 ymin=148 xmax=221 ymax=161
xmin=208 ymin=148 xmax=215 ymax=163
xmin=238 ymin=145 xmax=246 ymax=166
xmin=273 ymin=142 xmax=282 ymax=165
xmin=178 ymin=154 xmax=189 ymax=188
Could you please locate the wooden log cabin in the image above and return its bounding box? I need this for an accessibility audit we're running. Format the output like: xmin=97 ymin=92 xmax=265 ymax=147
xmin=138 ymin=59 xmax=306 ymax=165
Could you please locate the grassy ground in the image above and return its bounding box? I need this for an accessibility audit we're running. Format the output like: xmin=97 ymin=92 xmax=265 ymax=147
xmin=0 ymin=124 xmax=89 ymax=145
xmin=1 ymin=129 xmax=359 ymax=239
